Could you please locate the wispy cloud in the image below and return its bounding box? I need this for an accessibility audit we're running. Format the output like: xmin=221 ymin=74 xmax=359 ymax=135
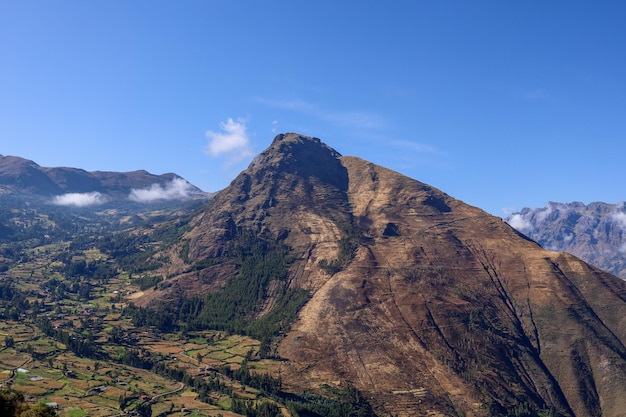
xmin=501 ymin=207 xmax=518 ymax=217
xmin=388 ymin=139 xmax=442 ymax=155
xmin=129 ymin=178 xmax=194 ymax=203
xmin=609 ymin=204 xmax=626 ymax=253
xmin=204 ymin=118 xmax=254 ymax=162
xmin=254 ymin=96 xmax=447 ymax=170
xmin=52 ymin=192 xmax=106 ymax=207
xmin=612 ymin=211 xmax=626 ymax=229
xmin=253 ymin=97 xmax=387 ymax=130
xmin=255 ymin=97 xmax=442 ymax=155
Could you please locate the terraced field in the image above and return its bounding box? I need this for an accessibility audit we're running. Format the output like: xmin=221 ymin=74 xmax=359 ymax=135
xmin=0 ymin=243 xmax=284 ymax=417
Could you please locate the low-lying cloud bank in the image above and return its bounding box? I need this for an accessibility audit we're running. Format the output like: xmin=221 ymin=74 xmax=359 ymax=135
xmin=506 ymin=202 xmax=570 ymax=234
xmin=52 ymin=192 xmax=106 ymax=207
xmin=506 ymin=213 xmax=534 ymax=233
xmin=51 ymin=179 xmax=197 ymax=206
xmin=129 ymin=178 xmax=195 ymax=202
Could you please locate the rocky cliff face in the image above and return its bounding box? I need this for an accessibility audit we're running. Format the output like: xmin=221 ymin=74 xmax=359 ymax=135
xmin=507 ymin=202 xmax=626 ymax=279
xmin=138 ymin=134 xmax=626 ymax=417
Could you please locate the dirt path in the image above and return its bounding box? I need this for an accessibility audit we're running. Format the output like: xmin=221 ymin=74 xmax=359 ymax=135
xmin=151 ymin=382 xmax=185 ymax=401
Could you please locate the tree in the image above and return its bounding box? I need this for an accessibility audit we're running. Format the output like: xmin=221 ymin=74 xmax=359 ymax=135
xmin=0 ymin=389 xmax=26 ymax=416
xmin=0 ymin=389 xmax=57 ymax=416
xmin=19 ymin=403 xmax=57 ymax=417
xmin=135 ymin=402 xmax=152 ymax=417
xmin=4 ymin=335 xmax=14 ymax=348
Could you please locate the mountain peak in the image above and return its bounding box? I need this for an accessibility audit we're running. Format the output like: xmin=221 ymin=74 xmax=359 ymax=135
xmin=141 ymin=133 xmax=626 ymax=416
xmin=246 ymin=133 xmax=346 ymax=190
xmin=270 ymin=132 xmax=338 ymax=151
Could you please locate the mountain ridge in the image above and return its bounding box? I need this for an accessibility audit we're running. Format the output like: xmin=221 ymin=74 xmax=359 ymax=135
xmin=0 ymin=153 xmax=207 ymax=202
xmin=127 ymin=133 xmax=626 ymax=417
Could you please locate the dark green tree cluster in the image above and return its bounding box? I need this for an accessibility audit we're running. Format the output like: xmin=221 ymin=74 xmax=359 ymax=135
xmin=118 ymin=348 xmax=155 ymax=370
xmin=283 ymin=387 xmax=377 ymax=417
xmin=37 ymin=318 xmax=100 ymax=358
xmin=231 ymin=399 xmax=281 ymax=417
xmin=131 ymin=275 xmax=163 ymax=291
xmin=318 ymin=221 xmax=366 ymax=274
xmin=0 ymin=389 xmax=57 ymax=416
xmin=177 ymin=234 xmax=304 ymax=337
xmin=0 ymin=280 xmax=30 ymax=320
xmin=126 ymin=231 xmax=309 ymax=350
xmin=124 ymin=304 xmax=175 ymax=332
xmin=219 ymin=360 xmax=281 ymax=395
xmin=133 ymin=401 xmax=152 ymax=417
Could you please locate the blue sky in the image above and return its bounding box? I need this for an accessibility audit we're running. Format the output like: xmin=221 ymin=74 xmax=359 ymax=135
xmin=1 ymin=1 xmax=625 ymax=216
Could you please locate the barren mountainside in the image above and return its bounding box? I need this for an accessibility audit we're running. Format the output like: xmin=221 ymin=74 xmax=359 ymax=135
xmin=507 ymin=202 xmax=626 ymax=279
xmin=136 ymin=133 xmax=626 ymax=417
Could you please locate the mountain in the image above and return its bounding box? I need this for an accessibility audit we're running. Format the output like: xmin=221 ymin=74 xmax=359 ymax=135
xmin=507 ymin=202 xmax=626 ymax=279
xmin=130 ymin=133 xmax=626 ymax=417
xmin=0 ymin=154 xmax=207 ymax=201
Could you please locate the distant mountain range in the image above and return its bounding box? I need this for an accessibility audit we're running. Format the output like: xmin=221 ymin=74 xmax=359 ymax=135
xmin=0 ymin=154 xmax=208 ymax=204
xmin=507 ymin=201 xmax=626 ymax=279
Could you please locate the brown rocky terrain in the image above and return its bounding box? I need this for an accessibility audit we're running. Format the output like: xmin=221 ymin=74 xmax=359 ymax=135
xmin=137 ymin=133 xmax=626 ymax=417
xmin=507 ymin=202 xmax=626 ymax=279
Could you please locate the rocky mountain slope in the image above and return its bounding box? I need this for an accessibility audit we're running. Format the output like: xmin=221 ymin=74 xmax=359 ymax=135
xmin=0 ymin=154 xmax=205 ymax=200
xmin=507 ymin=202 xmax=626 ymax=279
xmin=134 ymin=133 xmax=626 ymax=417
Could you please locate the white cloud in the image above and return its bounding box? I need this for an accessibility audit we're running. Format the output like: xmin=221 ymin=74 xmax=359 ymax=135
xmin=129 ymin=178 xmax=194 ymax=203
xmin=607 ymin=205 xmax=626 ymax=253
xmin=611 ymin=211 xmax=626 ymax=230
xmin=205 ymin=118 xmax=253 ymax=161
xmin=507 ymin=213 xmax=534 ymax=233
xmin=535 ymin=204 xmax=555 ymax=223
xmin=52 ymin=192 xmax=106 ymax=207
